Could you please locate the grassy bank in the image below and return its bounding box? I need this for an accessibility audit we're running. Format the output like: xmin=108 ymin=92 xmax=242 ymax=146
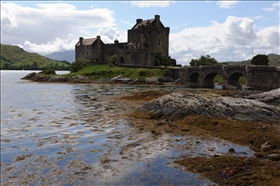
xmin=65 ymin=64 xmax=248 ymax=85
xmin=66 ymin=64 xmax=172 ymax=80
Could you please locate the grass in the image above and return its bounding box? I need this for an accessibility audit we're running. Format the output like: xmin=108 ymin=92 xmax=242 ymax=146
xmin=214 ymin=74 xmax=247 ymax=85
xmin=65 ymin=64 xmax=172 ymax=80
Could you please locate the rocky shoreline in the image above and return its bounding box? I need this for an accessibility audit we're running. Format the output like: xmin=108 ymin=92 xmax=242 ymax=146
xmin=21 ymin=71 xmax=280 ymax=185
xmin=21 ymin=71 xmax=177 ymax=85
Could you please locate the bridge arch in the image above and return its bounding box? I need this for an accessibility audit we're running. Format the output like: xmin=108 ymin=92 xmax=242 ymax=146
xmin=227 ymin=72 xmax=247 ymax=88
xmin=203 ymin=72 xmax=224 ymax=88
xmin=189 ymin=72 xmax=200 ymax=83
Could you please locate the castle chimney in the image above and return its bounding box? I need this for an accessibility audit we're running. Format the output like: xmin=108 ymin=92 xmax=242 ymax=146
xmin=155 ymin=15 xmax=160 ymax=21
xmin=137 ymin=19 xmax=143 ymax=24
xmin=97 ymin=35 xmax=101 ymax=40
xmin=79 ymin=37 xmax=83 ymax=45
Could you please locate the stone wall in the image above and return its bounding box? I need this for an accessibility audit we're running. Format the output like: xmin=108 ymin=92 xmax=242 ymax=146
xmin=246 ymin=66 xmax=280 ymax=90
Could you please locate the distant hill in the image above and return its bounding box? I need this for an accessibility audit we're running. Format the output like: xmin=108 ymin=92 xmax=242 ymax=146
xmin=45 ymin=50 xmax=75 ymax=63
xmin=224 ymin=54 xmax=280 ymax=67
xmin=0 ymin=44 xmax=70 ymax=70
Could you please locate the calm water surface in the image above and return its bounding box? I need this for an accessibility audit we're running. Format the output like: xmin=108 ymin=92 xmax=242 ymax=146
xmin=1 ymin=71 xmax=252 ymax=185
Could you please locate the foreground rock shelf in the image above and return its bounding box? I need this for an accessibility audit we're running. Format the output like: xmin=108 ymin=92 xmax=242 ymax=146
xmin=131 ymin=92 xmax=280 ymax=123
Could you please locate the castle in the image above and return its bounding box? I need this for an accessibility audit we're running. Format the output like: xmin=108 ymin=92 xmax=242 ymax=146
xmin=75 ymin=15 xmax=170 ymax=67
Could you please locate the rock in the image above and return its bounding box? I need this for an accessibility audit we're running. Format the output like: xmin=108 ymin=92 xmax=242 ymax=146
xmin=133 ymin=93 xmax=280 ymax=123
xmin=246 ymin=88 xmax=280 ymax=106
xmin=267 ymin=154 xmax=280 ymax=161
xmin=228 ymin=148 xmax=235 ymax=153
xmin=225 ymin=85 xmax=240 ymax=90
xmin=145 ymin=77 xmax=162 ymax=84
xmin=73 ymin=75 xmax=88 ymax=80
xmin=48 ymin=76 xmax=68 ymax=82
xmin=158 ymin=77 xmax=174 ymax=83
xmin=128 ymin=79 xmax=145 ymax=84
xmin=261 ymin=141 xmax=271 ymax=151
xmin=110 ymin=76 xmax=132 ymax=83
xmin=21 ymin=72 xmax=37 ymax=79
xmin=174 ymin=79 xmax=186 ymax=85
xmin=145 ymin=76 xmax=173 ymax=84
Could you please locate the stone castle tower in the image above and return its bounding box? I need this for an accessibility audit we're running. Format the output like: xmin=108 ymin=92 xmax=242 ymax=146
xmin=75 ymin=15 xmax=170 ymax=67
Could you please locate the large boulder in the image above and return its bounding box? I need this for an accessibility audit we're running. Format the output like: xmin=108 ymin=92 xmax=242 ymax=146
xmin=246 ymin=88 xmax=280 ymax=106
xmin=132 ymin=93 xmax=280 ymax=123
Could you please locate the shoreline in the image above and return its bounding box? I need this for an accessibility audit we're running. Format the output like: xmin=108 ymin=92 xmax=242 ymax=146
xmin=19 ymin=70 xmax=280 ymax=185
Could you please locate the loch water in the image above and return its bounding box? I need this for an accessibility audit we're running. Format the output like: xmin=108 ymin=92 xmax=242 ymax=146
xmin=1 ymin=71 xmax=253 ymax=185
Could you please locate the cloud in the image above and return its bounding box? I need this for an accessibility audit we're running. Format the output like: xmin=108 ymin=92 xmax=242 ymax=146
xmin=263 ymin=7 xmax=275 ymax=12
xmin=23 ymin=36 xmax=78 ymax=55
xmin=97 ymin=27 xmax=127 ymax=44
xmin=216 ymin=1 xmax=238 ymax=9
xmin=252 ymin=15 xmax=263 ymax=20
xmin=263 ymin=2 xmax=280 ymax=12
xmin=169 ymin=16 xmax=279 ymax=65
xmin=1 ymin=2 xmax=115 ymax=54
xmin=131 ymin=1 xmax=174 ymax=8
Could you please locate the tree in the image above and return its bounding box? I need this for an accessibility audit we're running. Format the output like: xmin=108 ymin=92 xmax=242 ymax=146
xmin=69 ymin=59 xmax=91 ymax=72
xmin=251 ymin=54 xmax=269 ymax=65
xmin=190 ymin=55 xmax=218 ymax=66
xmin=108 ymin=55 xmax=118 ymax=66
xmin=154 ymin=51 xmax=176 ymax=67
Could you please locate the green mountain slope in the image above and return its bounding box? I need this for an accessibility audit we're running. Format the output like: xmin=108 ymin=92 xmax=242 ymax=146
xmin=0 ymin=44 xmax=70 ymax=70
xmin=225 ymin=54 xmax=280 ymax=67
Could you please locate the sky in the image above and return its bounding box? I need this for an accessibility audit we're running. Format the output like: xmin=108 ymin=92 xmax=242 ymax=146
xmin=1 ymin=1 xmax=280 ymax=65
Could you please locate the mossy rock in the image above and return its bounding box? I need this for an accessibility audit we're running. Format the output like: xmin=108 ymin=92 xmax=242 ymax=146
xmin=40 ymin=69 xmax=56 ymax=75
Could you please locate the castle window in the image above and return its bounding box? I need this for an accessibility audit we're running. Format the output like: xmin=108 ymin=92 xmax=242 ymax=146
xmin=158 ymin=39 xmax=161 ymax=46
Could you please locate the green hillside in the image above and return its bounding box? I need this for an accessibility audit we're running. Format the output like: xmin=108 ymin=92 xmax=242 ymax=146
xmin=0 ymin=44 xmax=70 ymax=70
xmin=225 ymin=54 xmax=280 ymax=67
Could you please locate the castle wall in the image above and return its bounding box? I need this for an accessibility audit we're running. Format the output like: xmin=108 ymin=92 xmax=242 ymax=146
xmin=75 ymin=45 xmax=92 ymax=62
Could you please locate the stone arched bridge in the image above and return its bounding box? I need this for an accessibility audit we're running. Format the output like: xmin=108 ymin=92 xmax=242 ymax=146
xmin=171 ymin=65 xmax=280 ymax=90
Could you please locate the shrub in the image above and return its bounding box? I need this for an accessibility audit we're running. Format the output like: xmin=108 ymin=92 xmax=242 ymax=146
xmin=190 ymin=55 xmax=218 ymax=66
xmin=70 ymin=59 xmax=91 ymax=72
xmin=138 ymin=70 xmax=147 ymax=77
xmin=108 ymin=55 xmax=118 ymax=66
xmin=251 ymin=54 xmax=269 ymax=65
xmin=163 ymin=69 xmax=172 ymax=77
